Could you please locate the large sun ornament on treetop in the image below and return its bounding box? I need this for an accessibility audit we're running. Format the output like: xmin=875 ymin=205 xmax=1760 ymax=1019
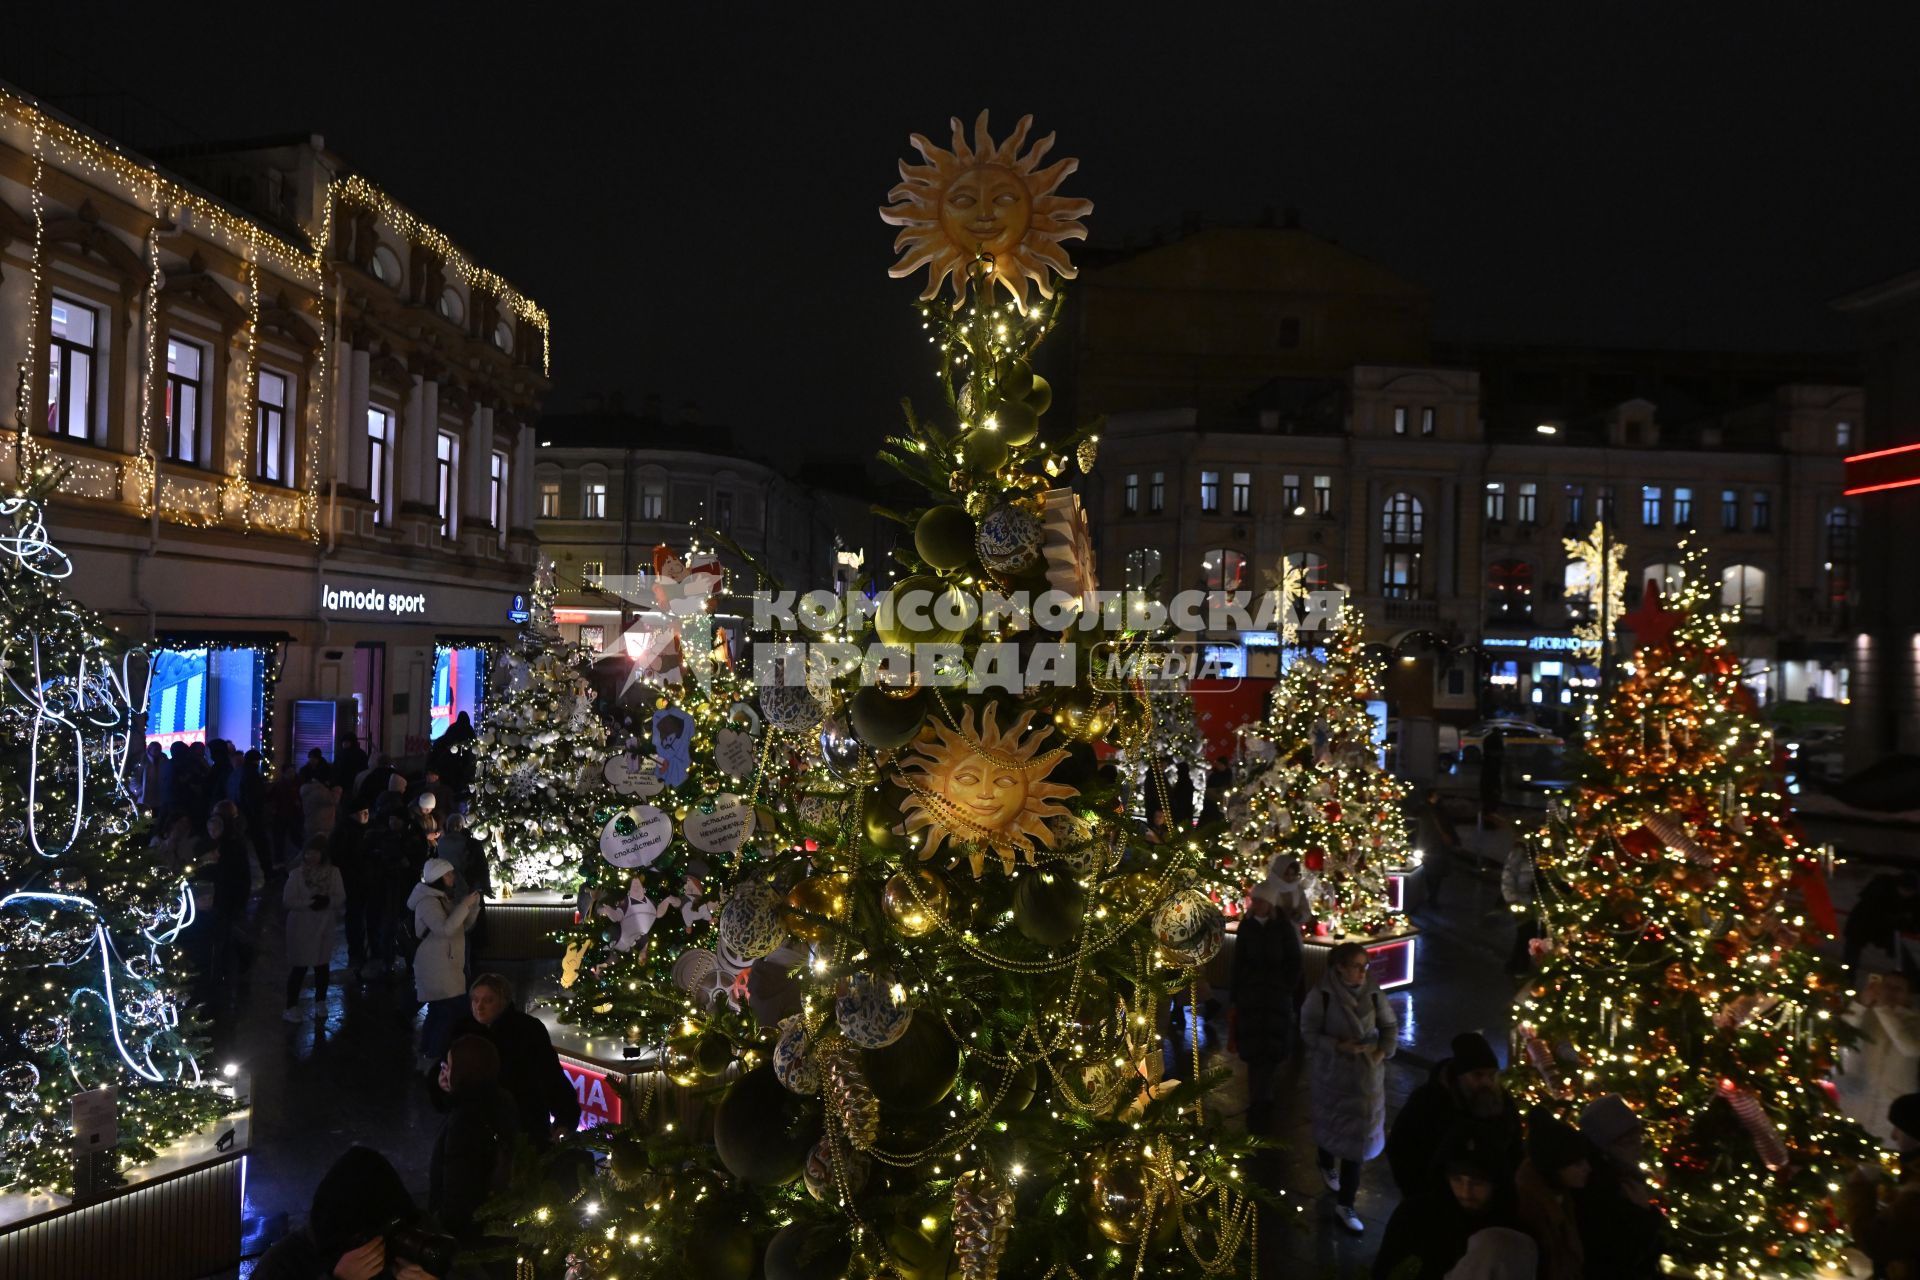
xmin=880 ymin=110 xmax=1093 ymax=309
xmin=895 ymin=702 xmax=1079 ymax=876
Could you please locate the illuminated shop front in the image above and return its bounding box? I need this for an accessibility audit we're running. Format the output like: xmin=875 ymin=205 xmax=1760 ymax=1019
xmin=145 ymin=640 xmax=283 ymax=753
xmin=1480 ymin=633 xmax=1599 ymax=717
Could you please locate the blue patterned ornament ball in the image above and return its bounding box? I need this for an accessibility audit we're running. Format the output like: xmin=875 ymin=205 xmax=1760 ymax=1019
xmin=835 ymin=971 xmax=914 ymax=1048
xmin=718 ymin=882 xmax=786 ymax=964
xmin=976 ymin=503 xmax=1044 ymax=576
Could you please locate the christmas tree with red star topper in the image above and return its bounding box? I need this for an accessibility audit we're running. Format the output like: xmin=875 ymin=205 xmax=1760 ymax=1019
xmin=1511 ymin=559 xmax=1872 ymax=1276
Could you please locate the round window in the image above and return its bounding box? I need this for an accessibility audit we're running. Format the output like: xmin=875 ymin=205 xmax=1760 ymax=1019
xmin=438 ymin=289 xmax=464 ymax=325
xmin=493 ymin=320 xmax=514 ymax=354
xmin=369 ymin=244 xmax=402 ymax=287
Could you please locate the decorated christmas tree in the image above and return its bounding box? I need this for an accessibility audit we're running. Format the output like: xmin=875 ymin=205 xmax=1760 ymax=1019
xmin=468 ymin=559 xmax=613 ymax=894
xmin=1222 ymin=607 xmax=1405 ymax=938
xmin=0 ymin=492 xmax=224 ymax=1193
xmin=497 ymin=111 xmax=1268 ymax=1280
xmin=1511 ymin=560 xmax=1872 ymax=1276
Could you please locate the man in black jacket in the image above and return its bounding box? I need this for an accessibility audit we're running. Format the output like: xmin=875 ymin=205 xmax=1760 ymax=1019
xmin=1373 ymin=1131 xmax=1527 ymax=1279
xmin=1385 ymin=1031 xmax=1525 ymax=1196
xmin=443 ymin=974 xmax=580 ymax=1144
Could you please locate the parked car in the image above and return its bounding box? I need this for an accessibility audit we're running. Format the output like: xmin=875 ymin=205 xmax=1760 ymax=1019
xmin=1452 ymin=720 xmax=1571 ymax=795
xmin=1458 ymin=719 xmax=1565 ymax=755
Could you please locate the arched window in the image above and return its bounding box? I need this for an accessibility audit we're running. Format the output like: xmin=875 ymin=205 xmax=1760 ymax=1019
xmin=1123 ymin=547 xmax=1163 ymax=590
xmin=1721 ymin=564 xmax=1766 ymax=620
xmin=369 ymin=244 xmax=403 ymax=288
xmin=1488 ymin=559 xmax=1533 ymax=623
xmin=437 ymin=288 xmax=465 ymax=326
xmin=1380 ymin=492 xmax=1423 ymax=599
xmin=493 ymin=320 xmax=515 ymax=354
xmin=1563 ymin=559 xmax=1593 ymax=621
xmin=1200 ymin=548 xmax=1247 ymax=600
xmin=1825 ymin=506 xmax=1857 ymax=608
xmin=1642 ymin=563 xmax=1684 ymax=596
xmin=1286 ymin=551 xmax=1329 ymax=591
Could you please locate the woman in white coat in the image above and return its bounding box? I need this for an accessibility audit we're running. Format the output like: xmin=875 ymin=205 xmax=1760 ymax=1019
xmin=1301 ymin=940 xmax=1397 ymax=1235
xmin=1840 ymin=971 xmax=1920 ymax=1147
xmin=280 ymin=837 xmax=345 ymax=1021
xmin=408 ymin=856 xmax=481 ymax=1069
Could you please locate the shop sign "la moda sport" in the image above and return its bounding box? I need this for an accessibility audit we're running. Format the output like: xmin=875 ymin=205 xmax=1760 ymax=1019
xmin=321 ymin=584 xmax=428 ymax=615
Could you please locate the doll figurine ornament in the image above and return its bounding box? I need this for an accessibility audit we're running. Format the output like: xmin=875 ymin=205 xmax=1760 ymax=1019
xmin=880 ymin=111 xmax=1093 ymax=309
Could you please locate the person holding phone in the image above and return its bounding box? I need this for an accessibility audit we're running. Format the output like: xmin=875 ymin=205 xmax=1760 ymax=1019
xmin=282 ymin=836 xmax=345 ymax=1022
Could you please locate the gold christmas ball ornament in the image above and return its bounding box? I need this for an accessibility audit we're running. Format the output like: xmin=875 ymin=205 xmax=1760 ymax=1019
xmin=783 ymin=872 xmax=854 ymax=944
xmin=914 ymin=505 xmax=977 ymax=572
xmin=961 ymin=427 xmax=1010 ymax=474
xmin=1098 ymin=870 xmax=1161 ymax=919
xmin=1027 ymin=373 xmax=1053 ymax=418
xmin=883 ymin=868 xmax=949 ymax=937
xmin=851 ymin=685 xmax=930 ymax=752
xmin=1087 ymin=1143 xmax=1169 ymax=1245
xmin=876 ymin=574 xmax=973 ymax=647
xmin=864 ymin=783 xmax=910 ymax=852
xmin=991 ymin=395 xmax=1038 ymax=446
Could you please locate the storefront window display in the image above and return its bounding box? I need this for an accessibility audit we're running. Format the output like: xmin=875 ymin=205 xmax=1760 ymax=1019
xmin=431 ymin=645 xmax=488 ymax=739
xmin=146 ymin=644 xmax=276 ymax=753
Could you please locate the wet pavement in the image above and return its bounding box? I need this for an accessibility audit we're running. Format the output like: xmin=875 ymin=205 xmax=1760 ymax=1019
xmin=199 ymin=810 xmax=1911 ymax=1279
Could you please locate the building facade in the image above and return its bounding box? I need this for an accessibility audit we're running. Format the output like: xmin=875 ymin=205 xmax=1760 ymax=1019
xmin=1835 ymin=270 xmax=1920 ymax=770
xmin=0 ymin=85 xmax=548 ymax=766
xmin=531 ymin=406 xmax=838 ymax=655
xmin=1091 ymin=372 xmax=1859 ymax=728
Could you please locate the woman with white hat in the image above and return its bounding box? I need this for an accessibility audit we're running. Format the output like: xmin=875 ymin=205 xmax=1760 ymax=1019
xmin=408 ymin=856 xmax=481 ymax=1070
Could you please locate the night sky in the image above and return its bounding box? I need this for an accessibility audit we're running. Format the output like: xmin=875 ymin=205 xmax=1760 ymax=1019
xmin=7 ymin=5 xmax=1919 ymax=463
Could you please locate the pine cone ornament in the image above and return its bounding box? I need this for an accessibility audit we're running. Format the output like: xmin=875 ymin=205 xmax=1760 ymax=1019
xmin=819 ymin=1036 xmax=879 ymax=1150
xmin=953 ymin=1167 xmax=1014 ymax=1280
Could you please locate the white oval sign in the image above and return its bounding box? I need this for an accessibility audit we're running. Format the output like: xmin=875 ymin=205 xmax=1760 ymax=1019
xmin=684 ymin=795 xmax=756 ymax=854
xmin=714 ymin=728 xmax=757 ymax=780
xmin=605 ymin=752 xmax=665 ymax=797
xmin=601 ymin=805 xmax=672 ymax=867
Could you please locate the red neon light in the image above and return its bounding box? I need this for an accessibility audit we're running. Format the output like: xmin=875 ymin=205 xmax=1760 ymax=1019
xmin=1843 ymin=477 xmax=1920 ymax=497
xmin=553 ymin=610 xmax=590 ymax=624
xmin=1843 ymin=441 xmax=1920 ymax=464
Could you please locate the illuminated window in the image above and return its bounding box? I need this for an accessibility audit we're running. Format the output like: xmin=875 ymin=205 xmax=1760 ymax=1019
xmin=1393 ymin=406 xmax=1408 ymax=436
xmin=47 ymin=295 xmax=99 ymax=441
xmin=1381 ymin=492 xmax=1424 ymax=599
xmin=581 ymin=560 xmax=604 ymax=588
xmin=1122 ymin=473 xmax=1138 ymax=515
xmin=1282 ymin=474 xmax=1301 ymax=510
xmin=1565 ymin=483 xmax=1585 ymax=526
xmin=1836 ymin=420 xmax=1852 ymax=448
xmin=1123 ymin=547 xmax=1162 ymax=590
xmin=1642 ymin=563 xmax=1684 ymax=596
xmin=582 ymin=481 xmax=608 ymax=519
xmin=255 ymin=368 xmax=291 ymax=484
xmin=1485 ymin=482 xmax=1506 ymax=522
xmin=1826 ymin=506 xmax=1857 ymax=608
xmin=1516 ymin=482 xmax=1538 ymax=524
xmin=1148 ymin=472 xmax=1165 ymax=514
xmin=164 ymin=337 xmax=205 ymax=464
xmin=1231 ymin=471 xmax=1251 ymax=515
xmin=1564 ymin=559 xmax=1593 ymax=621
xmin=1200 ymin=470 xmax=1220 ymax=513
xmin=367 ymin=408 xmax=394 ymax=523
xmin=1313 ymin=474 xmax=1332 ymax=514
xmin=538 ymin=480 xmax=560 ymax=518
xmin=1721 ymin=489 xmax=1740 ymax=531
xmin=640 ymin=481 xmax=665 ymax=520
xmin=436 ymin=430 xmax=459 ymax=538
xmin=1721 ymin=564 xmax=1766 ymax=620
xmin=490 ymin=451 xmax=508 ymax=547
xmin=1641 ymin=485 xmax=1662 ymax=527
xmin=1420 ymin=406 xmax=1436 ymax=437
xmin=1672 ymin=487 xmax=1693 ymax=526
xmin=1489 ymin=559 xmax=1534 ymax=622
xmin=1201 ymin=548 xmax=1247 ymax=599
xmin=1286 ymin=551 xmax=1329 ymax=590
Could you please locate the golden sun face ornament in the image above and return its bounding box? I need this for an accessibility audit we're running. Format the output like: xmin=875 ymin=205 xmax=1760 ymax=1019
xmin=880 ymin=111 xmax=1093 ymax=310
xmin=895 ymin=702 xmax=1078 ymax=876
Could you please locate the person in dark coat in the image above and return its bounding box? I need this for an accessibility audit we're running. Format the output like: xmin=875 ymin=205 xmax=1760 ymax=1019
xmin=333 ymin=735 xmax=369 ymax=792
xmin=1373 ymin=1131 xmax=1526 ymax=1279
xmin=1845 ymin=871 xmax=1920 ymax=982
xmin=1386 ymin=1032 xmax=1525 ymax=1196
xmin=252 ymin=1145 xmax=444 ymax=1280
xmin=443 ymin=974 xmax=579 ymax=1145
xmin=429 ymin=1035 xmax=520 ymax=1251
xmin=204 ymin=806 xmax=255 ymax=985
xmin=1415 ymin=787 xmax=1463 ymax=908
xmin=1230 ymin=879 xmax=1304 ymax=1131
xmin=330 ymin=801 xmax=374 ymax=968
